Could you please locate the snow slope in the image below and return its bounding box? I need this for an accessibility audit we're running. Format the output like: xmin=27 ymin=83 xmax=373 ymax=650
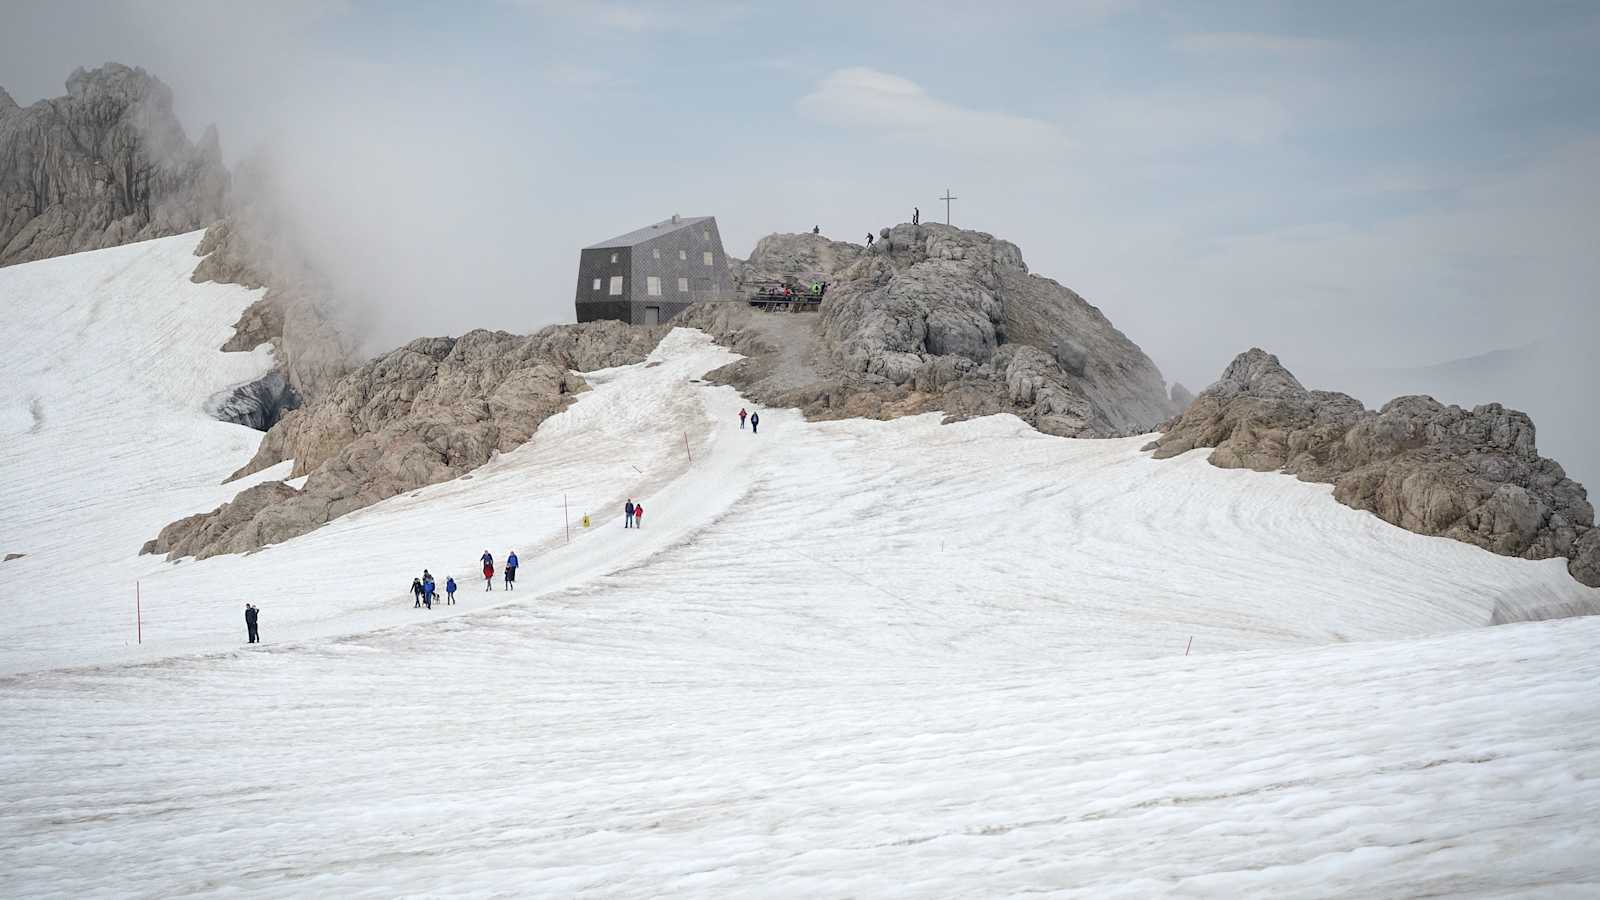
xmin=2 ymin=236 xmax=1598 ymax=896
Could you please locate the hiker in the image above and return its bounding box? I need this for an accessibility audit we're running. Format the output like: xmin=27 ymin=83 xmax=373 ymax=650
xmin=633 ymin=501 xmax=645 ymax=529
xmin=913 ymin=206 xmax=920 ymax=225
xmin=505 ymin=551 xmax=519 ymax=590
xmin=411 ymin=577 xmax=425 ymax=608
xmin=865 ymin=232 xmax=874 ymax=247
xmin=244 ymin=603 xmax=259 ymax=644
xmin=739 ymin=408 xmax=748 ymax=429
xmin=625 ymin=499 xmax=636 ymax=528
xmin=482 ymin=558 xmax=494 ymax=590
xmin=445 ymin=576 xmax=457 ymax=605
xmin=750 ymin=411 xmax=760 ymax=434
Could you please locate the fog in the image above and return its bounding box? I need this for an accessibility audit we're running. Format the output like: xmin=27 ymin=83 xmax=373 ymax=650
xmin=2 ymin=1 xmax=1595 ymax=483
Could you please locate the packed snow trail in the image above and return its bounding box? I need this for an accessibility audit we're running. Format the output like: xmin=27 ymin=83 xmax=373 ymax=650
xmin=3 ymin=614 xmax=1597 ymax=898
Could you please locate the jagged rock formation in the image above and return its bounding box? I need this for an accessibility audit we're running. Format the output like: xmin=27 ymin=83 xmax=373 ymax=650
xmin=682 ymin=223 xmax=1173 ymax=437
xmin=0 ymin=64 xmax=226 ymax=266
xmin=733 ymin=232 xmax=864 ymax=289
xmin=145 ymin=322 xmax=664 ymax=560
xmin=1146 ymin=349 xmax=1599 ymax=588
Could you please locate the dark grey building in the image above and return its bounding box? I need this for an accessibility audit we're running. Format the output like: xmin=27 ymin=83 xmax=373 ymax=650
xmin=575 ymin=215 xmax=736 ymax=325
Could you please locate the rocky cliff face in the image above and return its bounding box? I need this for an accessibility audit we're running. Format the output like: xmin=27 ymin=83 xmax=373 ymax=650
xmin=144 ymin=321 xmax=665 ymax=560
xmin=0 ymin=64 xmax=226 ymax=266
xmin=1146 ymin=349 xmax=1599 ymax=587
xmin=683 ymin=223 xmax=1173 ymax=437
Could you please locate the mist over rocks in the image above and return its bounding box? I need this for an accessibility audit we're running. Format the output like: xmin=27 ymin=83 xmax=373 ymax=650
xmin=145 ymin=321 xmax=664 ymax=560
xmin=0 ymin=64 xmax=226 ymax=266
xmin=1147 ymin=348 xmax=1600 ymax=587
xmin=681 ymin=222 xmax=1174 ymax=438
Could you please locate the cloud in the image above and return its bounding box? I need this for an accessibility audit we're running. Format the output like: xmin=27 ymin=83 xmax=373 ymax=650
xmin=1175 ymin=31 xmax=1341 ymax=56
xmin=798 ymin=67 xmax=1070 ymax=154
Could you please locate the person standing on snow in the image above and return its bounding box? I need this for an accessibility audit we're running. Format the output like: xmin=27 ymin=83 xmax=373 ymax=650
xmin=739 ymin=408 xmax=747 ymax=429
xmin=505 ymin=551 xmax=519 ymax=590
xmin=445 ymin=576 xmax=457 ymax=605
xmin=244 ymin=603 xmax=259 ymax=644
xmin=625 ymin=499 xmax=636 ymax=529
xmin=482 ymin=558 xmax=495 ymax=591
xmin=633 ymin=501 xmax=645 ymax=529
xmin=411 ymin=577 xmax=425 ymax=608
xmin=750 ymin=411 xmax=760 ymax=434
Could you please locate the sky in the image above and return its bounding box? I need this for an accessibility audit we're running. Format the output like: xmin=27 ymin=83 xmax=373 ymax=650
xmin=3 ymin=0 xmax=1598 ymax=400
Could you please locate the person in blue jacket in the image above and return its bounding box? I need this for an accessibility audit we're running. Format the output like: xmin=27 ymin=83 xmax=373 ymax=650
xmin=445 ymin=576 xmax=457 ymax=605
xmin=505 ymin=551 xmax=519 ymax=590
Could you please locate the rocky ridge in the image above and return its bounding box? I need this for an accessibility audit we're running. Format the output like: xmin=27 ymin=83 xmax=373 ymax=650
xmin=1146 ymin=349 xmax=1599 ymax=588
xmin=0 ymin=64 xmax=226 ymax=266
xmin=680 ymin=223 xmax=1175 ymax=437
xmin=143 ymin=321 xmax=664 ymax=560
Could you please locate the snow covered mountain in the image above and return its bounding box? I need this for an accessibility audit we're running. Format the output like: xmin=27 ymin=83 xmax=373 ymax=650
xmin=2 ymin=234 xmax=1598 ymax=897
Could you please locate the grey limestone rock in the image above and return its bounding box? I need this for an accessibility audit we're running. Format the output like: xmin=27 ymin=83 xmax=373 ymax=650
xmin=1148 ymin=348 xmax=1598 ymax=588
xmin=1 ymin=64 xmax=227 ymax=266
xmin=685 ymin=222 xmax=1172 ymax=439
xmin=147 ymin=321 xmax=666 ymax=560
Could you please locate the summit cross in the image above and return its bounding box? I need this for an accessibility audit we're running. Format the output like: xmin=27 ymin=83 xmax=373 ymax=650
xmin=939 ymin=188 xmax=958 ymax=225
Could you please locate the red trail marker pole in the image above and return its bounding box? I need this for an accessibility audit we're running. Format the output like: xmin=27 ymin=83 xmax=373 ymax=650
xmin=136 ymin=580 xmax=142 ymax=644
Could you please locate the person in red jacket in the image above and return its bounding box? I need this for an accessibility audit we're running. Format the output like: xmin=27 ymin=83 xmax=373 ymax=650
xmin=738 ymin=408 xmax=747 ymax=430
xmin=633 ymin=501 xmax=644 ymax=529
xmin=482 ymin=559 xmax=494 ymax=591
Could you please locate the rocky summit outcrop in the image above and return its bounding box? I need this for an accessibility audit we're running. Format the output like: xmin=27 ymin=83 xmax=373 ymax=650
xmin=682 ymin=223 xmax=1173 ymax=437
xmin=144 ymin=321 xmax=664 ymax=560
xmin=0 ymin=64 xmax=227 ymax=266
xmin=1146 ymin=349 xmax=1599 ymax=588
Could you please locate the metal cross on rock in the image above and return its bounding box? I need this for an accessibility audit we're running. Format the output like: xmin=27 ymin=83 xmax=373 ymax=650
xmin=939 ymin=188 xmax=958 ymax=225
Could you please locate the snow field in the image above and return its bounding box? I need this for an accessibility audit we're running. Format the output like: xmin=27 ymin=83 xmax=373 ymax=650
xmin=3 ymin=234 xmax=1599 ymax=896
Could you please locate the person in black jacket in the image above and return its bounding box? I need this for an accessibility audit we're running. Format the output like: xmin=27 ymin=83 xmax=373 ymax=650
xmin=750 ymin=411 xmax=760 ymax=434
xmin=411 ymin=577 xmax=425 ymax=608
xmin=245 ymin=604 xmax=259 ymax=644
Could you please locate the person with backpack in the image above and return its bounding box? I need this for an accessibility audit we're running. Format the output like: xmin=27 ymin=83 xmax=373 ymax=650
xmin=633 ymin=501 xmax=645 ymax=529
xmin=411 ymin=577 xmax=425 ymax=608
xmin=445 ymin=576 xmax=457 ymax=605
xmin=480 ymin=551 xmax=494 ymax=591
xmin=244 ymin=603 xmax=259 ymax=644
xmin=505 ymin=551 xmax=519 ymax=590
xmin=625 ymin=499 xmax=636 ymax=528
xmin=739 ymin=408 xmax=748 ymax=430
xmin=750 ymin=411 xmax=760 ymax=434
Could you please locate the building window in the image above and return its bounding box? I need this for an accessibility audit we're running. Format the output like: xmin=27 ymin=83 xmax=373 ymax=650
xmin=652 ymin=248 xmax=660 ymax=259
xmin=677 ymin=277 xmax=689 ymax=293
xmin=608 ymin=275 xmax=624 ymax=296
xmin=591 ymin=278 xmax=600 ymax=291
xmin=702 ymin=230 xmax=709 ymax=241
xmin=646 ymin=276 xmax=662 ymax=296
xmin=610 ymin=252 xmax=618 ymax=264
xmin=678 ymin=250 xmax=687 ymax=261
xmin=703 ymin=251 xmax=714 ymax=266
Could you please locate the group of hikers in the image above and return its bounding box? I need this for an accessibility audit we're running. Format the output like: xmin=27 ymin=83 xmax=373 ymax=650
xmin=247 ymin=407 xmax=769 ymax=641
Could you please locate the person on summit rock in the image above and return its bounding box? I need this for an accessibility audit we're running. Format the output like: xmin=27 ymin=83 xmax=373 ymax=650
xmin=913 ymin=206 xmax=920 ymax=225
xmin=750 ymin=411 xmax=760 ymax=434
xmin=505 ymin=551 xmax=519 ymax=590
xmin=445 ymin=576 xmax=457 ymax=605
xmin=865 ymin=232 xmax=874 ymax=247
xmin=739 ymin=408 xmax=748 ymax=429
xmin=633 ymin=501 xmax=644 ymax=529
xmin=812 ymin=225 xmax=820 ymax=234
xmin=625 ymin=499 xmax=636 ymax=528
